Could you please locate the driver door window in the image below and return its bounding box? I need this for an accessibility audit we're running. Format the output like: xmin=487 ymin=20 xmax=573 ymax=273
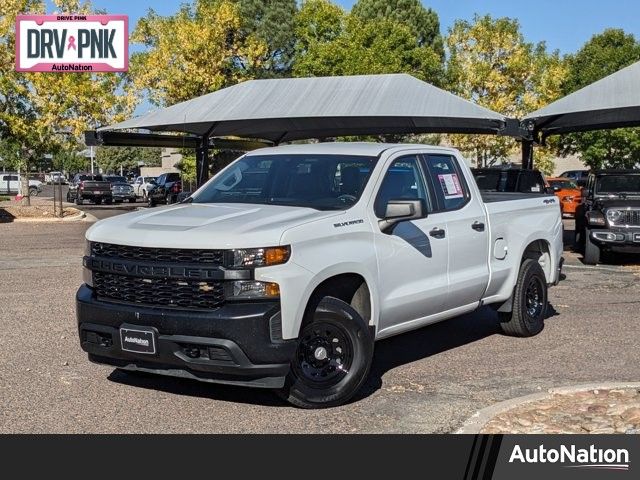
xmin=374 ymin=156 xmax=431 ymax=218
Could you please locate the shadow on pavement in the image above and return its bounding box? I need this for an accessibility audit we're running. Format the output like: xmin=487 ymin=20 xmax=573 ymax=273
xmin=0 ymin=207 xmax=16 ymax=223
xmin=107 ymin=368 xmax=287 ymax=408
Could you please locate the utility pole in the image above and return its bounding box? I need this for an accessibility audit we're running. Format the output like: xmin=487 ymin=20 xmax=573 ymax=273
xmin=90 ymin=145 xmax=95 ymax=174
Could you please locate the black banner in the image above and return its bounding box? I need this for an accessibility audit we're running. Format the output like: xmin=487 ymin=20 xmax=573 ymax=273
xmin=0 ymin=435 xmax=637 ymax=478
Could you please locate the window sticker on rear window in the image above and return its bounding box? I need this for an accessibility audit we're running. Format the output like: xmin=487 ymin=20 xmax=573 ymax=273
xmin=438 ymin=173 xmax=464 ymax=199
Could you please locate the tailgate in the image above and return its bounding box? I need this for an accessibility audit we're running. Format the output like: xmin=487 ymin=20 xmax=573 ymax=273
xmin=84 ymin=181 xmax=111 ymax=192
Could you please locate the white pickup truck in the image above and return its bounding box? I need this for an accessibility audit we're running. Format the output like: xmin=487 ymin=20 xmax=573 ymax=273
xmin=0 ymin=173 xmax=43 ymax=196
xmin=77 ymin=143 xmax=563 ymax=408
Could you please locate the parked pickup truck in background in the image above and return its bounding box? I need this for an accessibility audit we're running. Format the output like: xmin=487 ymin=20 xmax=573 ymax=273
xmin=104 ymin=175 xmax=137 ymax=203
xmin=146 ymin=172 xmax=182 ymax=207
xmin=77 ymin=143 xmax=563 ymax=408
xmin=67 ymin=174 xmax=113 ymax=205
xmin=575 ymin=169 xmax=640 ymax=265
xmin=0 ymin=173 xmax=42 ymax=196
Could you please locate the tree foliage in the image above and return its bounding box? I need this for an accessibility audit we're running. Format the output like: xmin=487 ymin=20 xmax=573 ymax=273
xmin=129 ymin=0 xmax=268 ymax=106
xmin=351 ymin=0 xmax=444 ymax=58
xmin=558 ymin=29 xmax=640 ymax=170
xmin=236 ymin=0 xmax=298 ymax=77
xmin=445 ymin=15 xmax=566 ymax=171
xmin=96 ymin=147 xmax=162 ymax=174
xmin=0 ymin=0 xmax=133 ymax=202
xmin=293 ymin=0 xmax=443 ymax=84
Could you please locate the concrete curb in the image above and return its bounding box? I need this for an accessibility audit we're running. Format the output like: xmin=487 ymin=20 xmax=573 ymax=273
xmin=6 ymin=208 xmax=86 ymax=223
xmin=456 ymin=382 xmax=640 ymax=434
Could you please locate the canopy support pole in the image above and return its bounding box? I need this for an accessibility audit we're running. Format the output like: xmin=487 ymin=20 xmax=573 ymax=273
xmin=521 ymin=140 xmax=534 ymax=170
xmin=196 ymin=136 xmax=210 ymax=188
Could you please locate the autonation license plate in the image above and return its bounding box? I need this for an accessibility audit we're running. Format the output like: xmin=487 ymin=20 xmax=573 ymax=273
xmin=120 ymin=327 xmax=156 ymax=354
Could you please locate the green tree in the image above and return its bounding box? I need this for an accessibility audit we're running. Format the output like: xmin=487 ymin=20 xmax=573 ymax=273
xmin=129 ymin=0 xmax=267 ymax=107
xmin=558 ymin=29 xmax=640 ymax=170
xmin=446 ymin=15 xmax=566 ymax=172
xmin=293 ymin=0 xmax=443 ymax=84
xmin=351 ymin=0 xmax=444 ymax=58
xmin=0 ymin=0 xmax=133 ymax=204
xmin=96 ymin=147 xmax=162 ymax=174
xmin=236 ymin=0 xmax=298 ymax=77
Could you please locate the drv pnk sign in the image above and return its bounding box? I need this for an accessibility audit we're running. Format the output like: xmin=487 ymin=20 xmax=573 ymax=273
xmin=15 ymin=15 xmax=128 ymax=72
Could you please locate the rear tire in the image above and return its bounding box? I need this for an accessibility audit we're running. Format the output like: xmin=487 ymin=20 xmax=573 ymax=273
xmin=277 ymin=297 xmax=374 ymax=409
xmin=499 ymin=258 xmax=547 ymax=337
xmin=75 ymin=196 xmax=83 ymax=205
xmin=583 ymin=229 xmax=601 ymax=265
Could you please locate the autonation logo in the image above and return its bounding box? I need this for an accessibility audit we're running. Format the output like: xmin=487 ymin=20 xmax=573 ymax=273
xmin=510 ymin=444 xmax=630 ymax=471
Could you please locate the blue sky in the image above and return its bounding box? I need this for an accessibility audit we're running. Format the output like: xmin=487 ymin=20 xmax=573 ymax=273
xmin=68 ymin=0 xmax=640 ymax=55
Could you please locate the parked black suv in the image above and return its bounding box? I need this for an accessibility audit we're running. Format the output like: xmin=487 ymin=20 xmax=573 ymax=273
xmin=147 ymin=172 xmax=182 ymax=207
xmin=575 ymin=170 xmax=640 ymax=264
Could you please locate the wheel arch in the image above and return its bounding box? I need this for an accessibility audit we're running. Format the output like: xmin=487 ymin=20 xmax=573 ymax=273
xmin=521 ymin=239 xmax=553 ymax=283
xmin=298 ymin=270 xmax=378 ymax=338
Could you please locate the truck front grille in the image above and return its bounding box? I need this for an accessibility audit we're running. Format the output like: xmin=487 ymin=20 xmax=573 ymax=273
xmin=94 ymin=272 xmax=225 ymax=310
xmin=91 ymin=242 xmax=225 ymax=265
xmin=610 ymin=209 xmax=640 ymax=226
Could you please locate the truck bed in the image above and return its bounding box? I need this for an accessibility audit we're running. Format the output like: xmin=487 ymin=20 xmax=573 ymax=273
xmin=481 ymin=192 xmax=554 ymax=203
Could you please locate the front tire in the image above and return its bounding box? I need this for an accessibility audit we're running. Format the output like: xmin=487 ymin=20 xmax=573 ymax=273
xmin=148 ymin=196 xmax=156 ymax=208
xmin=278 ymin=297 xmax=374 ymax=409
xmin=583 ymin=229 xmax=601 ymax=265
xmin=75 ymin=195 xmax=83 ymax=205
xmin=499 ymin=258 xmax=547 ymax=337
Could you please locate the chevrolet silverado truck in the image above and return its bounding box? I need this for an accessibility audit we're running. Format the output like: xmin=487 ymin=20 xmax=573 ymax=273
xmin=574 ymin=169 xmax=640 ymax=264
xmin=77 ymin=143 xmax=563 ymax=408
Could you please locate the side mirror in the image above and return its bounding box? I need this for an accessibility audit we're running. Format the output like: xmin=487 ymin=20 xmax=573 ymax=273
xmin=378 ymin=199 xmax=425 ymax=233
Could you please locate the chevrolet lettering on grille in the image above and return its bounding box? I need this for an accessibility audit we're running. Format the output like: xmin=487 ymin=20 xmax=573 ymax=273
xmin=84 ymin=256 xmax=225 ymax=280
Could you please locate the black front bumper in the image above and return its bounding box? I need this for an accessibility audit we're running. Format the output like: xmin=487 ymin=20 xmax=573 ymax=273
xmin=590 ymin=229 xmax=640 ymax=252
xmin=76 ymin=285 xmax=296 ymax=388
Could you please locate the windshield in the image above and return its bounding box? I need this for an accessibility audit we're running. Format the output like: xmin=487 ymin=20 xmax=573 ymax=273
xmin=192 ymin=154 xmax=377 ymax=210
xmin=596 ymin=175 xmax=640 ymax=194
xmin=549 ymin=179 xmax=578 ymax=189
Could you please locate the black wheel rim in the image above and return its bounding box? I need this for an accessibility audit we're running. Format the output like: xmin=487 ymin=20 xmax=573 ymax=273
xmin=525 ymin=276 xmax=545 ymax=318
xmin=293 ymin=321 xmax=354 ymax=388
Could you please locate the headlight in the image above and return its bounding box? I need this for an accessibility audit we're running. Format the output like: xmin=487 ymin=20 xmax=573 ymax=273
xmin=224 ymin=281 xmax=280 ymax=300
xmin=587 ymin=211 xmax=606 ymax=226
xmin=227 ymin=246 xmax=290 ymax=268
xmin=606 ymin=209 xmax=622 ymax=224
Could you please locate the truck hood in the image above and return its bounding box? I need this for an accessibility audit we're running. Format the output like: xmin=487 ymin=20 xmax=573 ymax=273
xmin=86 ymin=203 xmax=344 ymax=249
xmin=596 ymin=198 xmax=640 ymax=209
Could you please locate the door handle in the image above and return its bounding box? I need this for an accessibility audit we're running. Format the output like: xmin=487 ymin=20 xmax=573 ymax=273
xmin=429 ymin=227 xmax=446 ymax=238
xmin=472 ymin=221 xmax=485 ymax=232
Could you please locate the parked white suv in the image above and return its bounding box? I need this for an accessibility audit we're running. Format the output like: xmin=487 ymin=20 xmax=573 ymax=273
xmin=78 ymin=143 xmax=563 ymax=408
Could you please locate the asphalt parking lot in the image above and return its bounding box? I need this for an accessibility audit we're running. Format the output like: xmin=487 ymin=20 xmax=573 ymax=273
xmin=1 ymin=203 xmax=639 ymax=433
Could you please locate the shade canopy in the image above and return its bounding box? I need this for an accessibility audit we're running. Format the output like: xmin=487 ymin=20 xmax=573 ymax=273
xmin=99 ymin=74 xmax=512 ymax=143
xmin=524 ymin=61 xmax=640 ymax=136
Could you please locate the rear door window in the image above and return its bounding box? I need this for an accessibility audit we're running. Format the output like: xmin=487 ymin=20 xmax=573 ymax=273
xmin=422 ymin=154 xmax=469 ymax=211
